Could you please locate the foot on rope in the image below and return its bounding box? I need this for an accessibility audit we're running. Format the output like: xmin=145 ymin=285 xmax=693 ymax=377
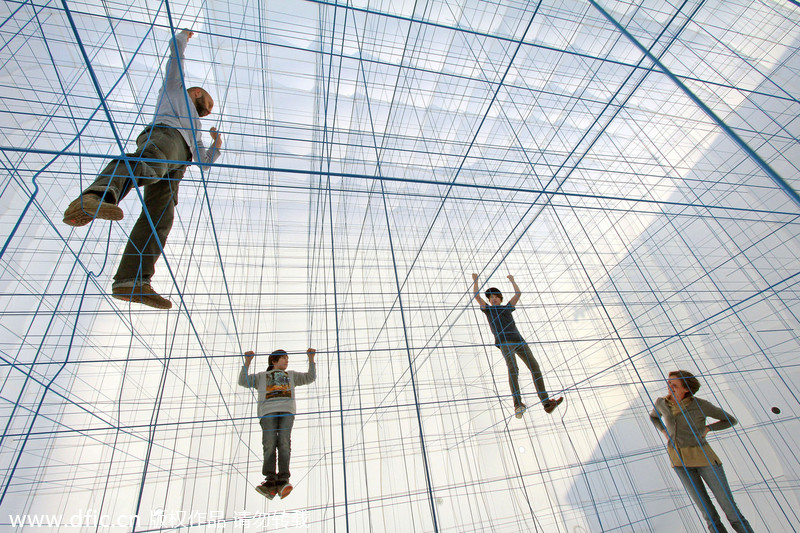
xmin=543 ymin=397 xmax=563 ymax=414
xmin=63 ymin=194 xmax=123 ymax=227
xmin=112 ymin=284 xmax=172 ymax=310
xmin=255 ymin=479 xmax=278 ymax=500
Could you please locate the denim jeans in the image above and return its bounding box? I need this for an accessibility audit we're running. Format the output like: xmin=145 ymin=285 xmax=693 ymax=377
xmin=673 ymin=463 xmax=753 ymax=533
xmin=260 ymin=413 xmax=294 ymax=482
xmin=497 ymin=341 xmax=549 ymax=406
xmin=83 ymin=125 xmax=190 ymax=288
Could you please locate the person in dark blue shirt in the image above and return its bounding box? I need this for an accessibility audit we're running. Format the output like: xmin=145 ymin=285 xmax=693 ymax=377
xmin=472 ymin=273 xmax=563 ymax=418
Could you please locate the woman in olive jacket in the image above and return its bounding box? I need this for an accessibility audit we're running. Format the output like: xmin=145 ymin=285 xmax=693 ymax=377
xmin=650 ymin=370 xmax=753 ymax=533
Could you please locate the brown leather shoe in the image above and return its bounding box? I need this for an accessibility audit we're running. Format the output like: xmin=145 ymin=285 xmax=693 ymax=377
xmin=112 ymin=284 xmax=172 ymax=309
xmin=543 ymin=396 xmax=563 ymax=414
xmin=63 ymin=195 xmax=123 ymax=227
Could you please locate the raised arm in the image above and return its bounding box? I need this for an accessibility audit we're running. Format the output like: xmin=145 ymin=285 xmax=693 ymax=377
xmin=507 ymin=275 xmax=521 ymax=307
xmin=207 ymin=128 xmax=222 ymax=160
xmin=237 ymin=350 xmax=258 ymax=389
xmin=472 ymin=273 xmax=487 ymax=309
xmin=196 ymin=128 xmax=222 ymax=165
xmin=293 ymin=348 xmax=317 ymax=387
xmin=164 ymin=30 xmax=192 ymax=92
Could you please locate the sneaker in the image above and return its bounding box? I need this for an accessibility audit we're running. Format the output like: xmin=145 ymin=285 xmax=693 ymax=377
xmin=112 ymin=284 xmax=172 ymax=310
xmin=63 ymin=195 xmax=123 ymax=227
xmin=277 ymin=482 xmax=293 ymax=499
xmin=544 ymin=396 xmax=563 ymax=414
xmin=255 ymin=480 xmax=277 ymax=499
xmin=514 ymin=404 xmax=527 ymax=419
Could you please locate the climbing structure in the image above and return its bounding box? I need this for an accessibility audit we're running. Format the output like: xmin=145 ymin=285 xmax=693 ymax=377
xmin=1 ymin=0 xmax=799 ymax=531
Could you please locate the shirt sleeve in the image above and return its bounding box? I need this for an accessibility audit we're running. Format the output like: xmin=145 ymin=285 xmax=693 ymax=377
xmin=649 ymin=407 xmax=666 ymax=432
xmin=697 ymin=398 xmax=737 ymax=431
xmin=238 ymin=365 xmax=258 ymax=389
xmin=650 ymin=397 xmax=672 ymax=432
xmin=163 ymin=32 xmax=189 ymax=93
xmin=195 ymin=138 xmax=221 ymax=165
xmin=291 ymin=360 xmax=317 ymax=387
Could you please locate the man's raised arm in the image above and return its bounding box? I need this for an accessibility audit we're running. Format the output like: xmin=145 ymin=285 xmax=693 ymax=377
xmin=164 ymin=30 xmax=193 ymax=92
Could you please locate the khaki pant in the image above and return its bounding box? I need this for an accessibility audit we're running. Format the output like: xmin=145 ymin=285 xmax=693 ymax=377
xmin=83 ymin=125 xmax=190 ymax=288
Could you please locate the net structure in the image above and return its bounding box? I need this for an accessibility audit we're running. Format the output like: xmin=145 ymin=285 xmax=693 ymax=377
xmin=1 ymin=0 xmax=799 ymax=531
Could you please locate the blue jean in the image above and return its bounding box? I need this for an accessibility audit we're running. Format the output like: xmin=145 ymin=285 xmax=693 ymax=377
xmin=497 ymin=341 xmax=549 ymax=406
xmin=673 ymin=464 xmax=753 ymax=533
xmin=260 ymin=413 xmax=294 ymax=482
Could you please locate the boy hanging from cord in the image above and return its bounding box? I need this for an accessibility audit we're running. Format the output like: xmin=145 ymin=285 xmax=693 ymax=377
xmin=472 ymin=273 xmax=563 ymax=418
xmin=239 ymin=348 xmax=316 ymax=499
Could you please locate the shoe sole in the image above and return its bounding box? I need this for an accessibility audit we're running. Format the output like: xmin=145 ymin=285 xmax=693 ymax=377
xmin=112 ymin=291 xmax=172 ymax=310
xmin=279 ymin=485 xmax=293 ymax=499
xmin=515 ymin=408 xmax=526 ymax=419
xmin=63 ymin=200 xmax=123 ymax=227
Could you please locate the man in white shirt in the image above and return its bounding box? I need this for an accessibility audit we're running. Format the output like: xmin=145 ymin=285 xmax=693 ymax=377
xmin=63 ymin=29 xmax=222 ymax=309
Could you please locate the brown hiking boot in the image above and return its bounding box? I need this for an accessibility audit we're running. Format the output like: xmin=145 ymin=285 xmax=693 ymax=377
xmin=112 ymin=284 xmax=172 ymax=310
xmin=544 ymin=397 xmax=563 ymax=414
xmin=63 ymin=195 xmax=123 ymax=227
